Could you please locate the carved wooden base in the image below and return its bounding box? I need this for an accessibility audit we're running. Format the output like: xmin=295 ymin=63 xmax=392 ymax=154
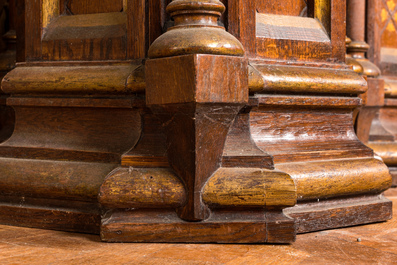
xmin=285 ymin=195 xmax=392 ymax=233
xmin=101 ymin=209 xmax=295 ymax=243
xmin=98 ymin=167 xmax=297 ymax=243
xmin=0 ymin=196 xmax=100 ymax=233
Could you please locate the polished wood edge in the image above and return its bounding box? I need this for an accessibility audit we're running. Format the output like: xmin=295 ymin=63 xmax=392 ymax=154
xmin=2 ymin=64 xmax=145 ymax=95
xmin=121 ymin=155 xmax=169 ymax=167
xmin=248 ymin=58 xmax=352 ymax=70
xmin=99 ymin=167 xmax=186 ymax=209
xmin=100 ymin=166 xmax=297 ymax=210
xmin=202 ymin=167 xmax=296 ymax=208
xmin=277 ymin=158 xmax=392 ymax=200
xmin=285 ymin=195 xmax=392 ymax=233
xmin=0 ymin=146 xmax=121 ymax=163
xmin=100 ymin=209 xmax=295 ymax=243
xmin=6 ymin=97 xmax=146 ymax=108
xmin=0 ymin=202 xmax=101 ymax=234
xmin=249 ymin=63 xmax=367 ymax=94
xmin=249 ymin=94 xmax=361 ymax=108
xmin=0 ymin=157 xmax=117 ymax=202
xmin=15 ymin=59 xmax=144 ymax=67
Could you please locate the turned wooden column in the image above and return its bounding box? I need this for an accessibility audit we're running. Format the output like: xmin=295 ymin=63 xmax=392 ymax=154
xmin=347 ymin=0 xmax=381 ymax=77
xmin=347 ymin=0 xmax=385 ymax=144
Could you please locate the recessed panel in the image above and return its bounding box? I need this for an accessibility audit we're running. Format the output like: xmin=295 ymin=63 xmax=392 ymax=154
xmin=66 ymin=0 xmax=123 ymax=14
xmin=256 ymin=0 xmax=308 ymax=17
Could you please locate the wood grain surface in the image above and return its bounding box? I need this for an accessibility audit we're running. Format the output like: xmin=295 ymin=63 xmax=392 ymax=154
xmin=0 ymin=195 xmax=396 ymax=264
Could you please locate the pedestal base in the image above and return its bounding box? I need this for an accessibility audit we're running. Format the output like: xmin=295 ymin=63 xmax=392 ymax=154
xmin=285 ymin=195 xmax=392 ymax=233
xmin=101 ymin=209 xmax=295 ymax=243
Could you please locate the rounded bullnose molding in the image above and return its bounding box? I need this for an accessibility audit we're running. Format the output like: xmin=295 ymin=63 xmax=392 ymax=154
xmin=148 ymin=0 xmax=244 ymax=59
xmin=148 ymin=27 xmax=245 ymax=58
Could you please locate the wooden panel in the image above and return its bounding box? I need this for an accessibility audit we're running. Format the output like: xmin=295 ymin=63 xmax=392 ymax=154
xmin=39 ymin=0 xmax=148 ymax=60
xmin=42 ymin=13 xmax=127 ymax=60
xmin=256 ymin=0 xmax=307 ymax=17
xmin=329 ymin=0 xmax=346 ymax=62
xmin=252 ymin=0 xmax=345 ymax=62
xmin=227 ymin=0 xmax=256 ymax=56
xmin=255 ymin=13 xmax=333 ymax=61
xmin=15 ymin=0 xmax=25 ymax=62
xmin=127 ymin=0 xmax=146 ymax=58
xmin=25 ymin=0 xmax=41 ymax=61
xmin=256 ymin=14 xmax=329 ymax=42
xmin=65 ymin=0 xmax=123 ymax=14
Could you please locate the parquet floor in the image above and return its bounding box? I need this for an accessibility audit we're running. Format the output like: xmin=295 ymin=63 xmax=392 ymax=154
xmin=0 ymin=193 xmax=397 ymax=264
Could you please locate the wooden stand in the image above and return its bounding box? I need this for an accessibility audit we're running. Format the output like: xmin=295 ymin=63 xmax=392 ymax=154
xmin=0 ymin=0 xmax=392 ymax=243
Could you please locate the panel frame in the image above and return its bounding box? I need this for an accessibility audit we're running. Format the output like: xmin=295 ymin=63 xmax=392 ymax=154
xmin=226 ymin=0 xmax=346 ymax=62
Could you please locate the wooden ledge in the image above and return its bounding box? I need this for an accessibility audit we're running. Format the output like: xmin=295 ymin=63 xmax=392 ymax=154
xmin=249 ymin=94 xmax=361 ymax=108
xmin=285 ymin=195 xmax=392 ymax=233
xmin=277 ymin=158 xmax=392 ymax=201
xmin=43 ymin=12 xmax=127 ymax=41
xmin=0 ymin=158 xmax=117 ymax=202
xmin=249 ymin=64 xmax=367 ymax=94
xmin=2 ymin=64 xmax=145 ymax=96
xmin=367 ymin=142 xmax=397 ymax=166
xmin=99 ymin=167 xmax=186 ymax=209
xmin=202 ymin=167 xmax=296 ymax=209
xmin=101 ymin=209 xmax=293 ymax=243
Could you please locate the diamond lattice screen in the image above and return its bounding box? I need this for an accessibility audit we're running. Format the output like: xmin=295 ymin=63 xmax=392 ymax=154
xmin=381 ymin=0 xmax=397 ymax=48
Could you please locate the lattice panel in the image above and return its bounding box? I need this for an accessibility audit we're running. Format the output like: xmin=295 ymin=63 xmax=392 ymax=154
xmin=256 ymin=0 xmax=308 ymax=17
xmin=381 ymin=0 xmax=397 ymax=48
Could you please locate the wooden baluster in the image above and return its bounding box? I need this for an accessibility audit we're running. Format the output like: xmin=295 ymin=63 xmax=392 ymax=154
xmin=346 ymin=0 xmax=380 ymax=77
